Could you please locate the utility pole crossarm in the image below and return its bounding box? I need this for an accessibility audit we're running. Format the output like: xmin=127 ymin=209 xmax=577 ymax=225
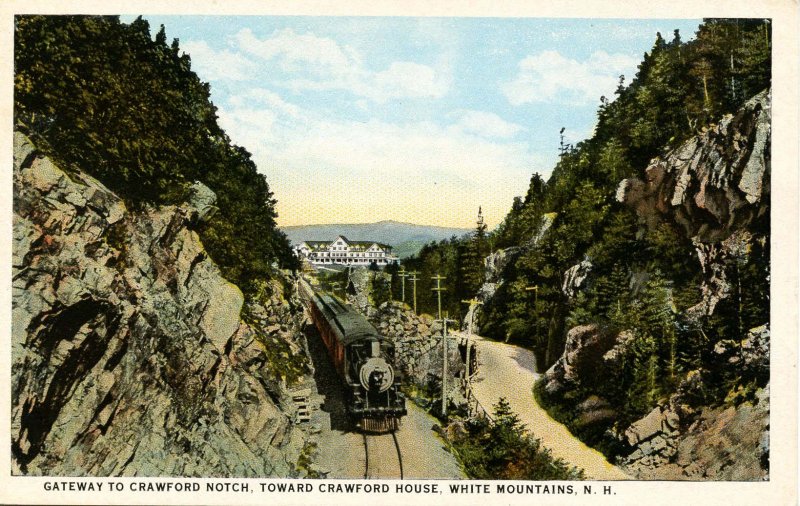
xmin=525 ymin=285 xmax=539 ymax=304
xmin=408 ymin=271 xmax=419 ymax=314
xmin=431 ymin=274 xmax=447 ymax=321
xmin=398 ymin=267 xmax=409 ymax=303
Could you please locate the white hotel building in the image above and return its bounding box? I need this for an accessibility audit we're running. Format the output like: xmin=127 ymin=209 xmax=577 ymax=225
xmin=294 ymin=236 xmax=399 ymax=266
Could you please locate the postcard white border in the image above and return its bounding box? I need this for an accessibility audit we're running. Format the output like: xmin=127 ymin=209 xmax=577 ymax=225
xmin=0 ymin=1 xmax=797 ymax=505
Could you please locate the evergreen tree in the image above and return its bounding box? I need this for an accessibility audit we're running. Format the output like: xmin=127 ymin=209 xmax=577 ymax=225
xmin=459 ymin=207 xmax=489 ymax=298
xmin=14 ymin=15 xmax=299 ymax=291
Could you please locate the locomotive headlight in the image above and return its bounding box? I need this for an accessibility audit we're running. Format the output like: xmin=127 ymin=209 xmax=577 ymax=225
xmin=359 ymin=357 xmax=394 ymax=393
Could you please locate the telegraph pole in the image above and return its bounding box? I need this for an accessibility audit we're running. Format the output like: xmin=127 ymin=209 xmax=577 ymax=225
xmin=398 ymin=267 xmax=409 ymax=303
xmin=437 ymin=313 xmax=457 ymax=419
xmin=408 ymin=271 xmax=419 ymax=313
xmin=431 ymin=273 xmax=448 ymax=416
xmin=461 ymin=298 xmax=483 ymax=383
xmin=431 ymin=274 xmax=446 ymax=320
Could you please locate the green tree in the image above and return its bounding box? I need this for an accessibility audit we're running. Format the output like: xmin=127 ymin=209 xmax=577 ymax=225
xmin=14 ymin=15 xmax=298 ymax=291
xmin=451 ymin=398 xmax=585 ymax=480
xmin=459 ymin=207 xmax=489 ymax=299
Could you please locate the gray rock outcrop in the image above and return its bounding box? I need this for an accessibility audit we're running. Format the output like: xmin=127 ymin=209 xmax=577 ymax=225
xmin=187 ymin=181 xmax=218 ymax=224
xmin=544 ymin=317 xmax=769 ymax=481
xmin=465 ymin=213 xmax=556 ymax=333
xmin=543 ymin=324 xmax=619 ymax=395
xmin=617 ymin=90 xmax=770 ymax=317
xmin=484 ymin=247 xmax=520 ymax=285
xmin=345 ymin=267 xmax=392 ymax=318
xmin=544 ymin=319 xmax=770 ymax=480
xmin=619 ymin=380 xmax=769 ymax=481
xmin=371 ymin=301 xmax=465 ymax=405
xmin=712 ymin=323 xmax=769 ymax=373
xmin=562 ymin=260 xmax=593 ymax=299
xmin=617 ymin=90 xmax=769 ymax=242
xmin=12 ymin=132 xmax=307 ymax=476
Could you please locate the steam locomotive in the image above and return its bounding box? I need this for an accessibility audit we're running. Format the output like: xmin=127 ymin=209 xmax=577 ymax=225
xmin=300 ymin=281 xmax=406 ymax=432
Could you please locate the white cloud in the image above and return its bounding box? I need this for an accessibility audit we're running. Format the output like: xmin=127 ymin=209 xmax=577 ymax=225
xmin=370 ymin=61 xmax=447 ymax=102
xmin=452 ymin=110 xmax=524 ymax=139
xmin=502 ymin=50 xmax=639 ymax=106
xmin=217 ymin=89 xmax=543 ymax=227
xmin=234 ymin=27 xmax=357 ymax=75
xmin=228 ymin=88 xmax=301 ymax=119
xmin=232 ymin=28 xmax=448 ymax=103
xmin=180 ymin=40 xmax=255 ymax=81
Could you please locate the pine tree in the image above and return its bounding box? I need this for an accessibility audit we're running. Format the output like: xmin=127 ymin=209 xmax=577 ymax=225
xmin=459 ymin=207 xmax=489 ymax=298
xmin=14 ymin=15 xmax=299 ymax=289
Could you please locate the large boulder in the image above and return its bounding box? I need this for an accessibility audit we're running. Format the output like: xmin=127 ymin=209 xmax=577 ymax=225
xmin=543 ymin=324 xmax=618 ymax=394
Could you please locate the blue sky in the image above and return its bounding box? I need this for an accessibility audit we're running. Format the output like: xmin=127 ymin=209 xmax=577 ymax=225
xmin=127 ymin=16 xmax=701 ymax=228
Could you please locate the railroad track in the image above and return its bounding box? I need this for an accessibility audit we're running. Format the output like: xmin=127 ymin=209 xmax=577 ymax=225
xmin=363 ymin=431 xmax=404 ymax=479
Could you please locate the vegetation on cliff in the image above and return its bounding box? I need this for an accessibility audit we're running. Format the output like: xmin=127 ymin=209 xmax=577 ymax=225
xmin=401 ymin=18 xmax=771 ymax=461
xmin=450 ymin=399 xmax=585 ymax=480
xmin=14 ymin=15 xmax=298 ymax=291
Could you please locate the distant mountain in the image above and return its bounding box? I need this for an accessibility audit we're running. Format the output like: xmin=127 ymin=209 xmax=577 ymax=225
xmin=281 ymin=220 xmax=471 ymax=258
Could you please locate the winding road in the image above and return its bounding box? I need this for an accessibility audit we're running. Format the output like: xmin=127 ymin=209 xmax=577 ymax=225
xmin=463 ymin=332 xmax=630 ymax=480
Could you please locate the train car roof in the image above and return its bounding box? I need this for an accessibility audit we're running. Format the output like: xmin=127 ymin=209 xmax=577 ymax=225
xmin=315 ymin=293 xmax=385 ymax=345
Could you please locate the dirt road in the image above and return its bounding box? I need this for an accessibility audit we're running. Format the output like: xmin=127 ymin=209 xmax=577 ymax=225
xmin=464 ymin=333 xmax=629 ymax=480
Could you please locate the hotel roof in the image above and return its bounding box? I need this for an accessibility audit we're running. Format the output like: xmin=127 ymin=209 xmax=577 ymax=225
xmin=299 ymin=239 xmax=393 ymax=252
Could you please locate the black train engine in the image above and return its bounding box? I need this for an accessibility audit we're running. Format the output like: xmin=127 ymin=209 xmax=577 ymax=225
xmin=305 ymin=287 xmax=406 ymax=432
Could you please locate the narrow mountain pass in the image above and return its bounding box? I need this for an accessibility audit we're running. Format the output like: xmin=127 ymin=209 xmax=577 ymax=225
xmin=461 ymin=332 xmax=629 ymax=480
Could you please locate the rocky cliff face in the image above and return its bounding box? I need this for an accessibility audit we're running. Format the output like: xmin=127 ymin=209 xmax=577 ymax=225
xmin=618 ymin=89 xmax=770 ymax=317
xmin=562 ymin=260 xmax=593 ymax=299
xmin=617 ymin=90 xmax=769 ymax=242
xmin=12 ymin=132 xmax=308 ymax=476
xmin=619 ymin=380 xmax=769 ymax=480
xmin=345 ymin=268 xmax=391 ymax=318
xmin=543 ymin=324 xmax=615 ymax=396
xmin=543 ymin=324 xmax=769 ymax=480
xmin=543 ymin=91 xmax=771 ymax=480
